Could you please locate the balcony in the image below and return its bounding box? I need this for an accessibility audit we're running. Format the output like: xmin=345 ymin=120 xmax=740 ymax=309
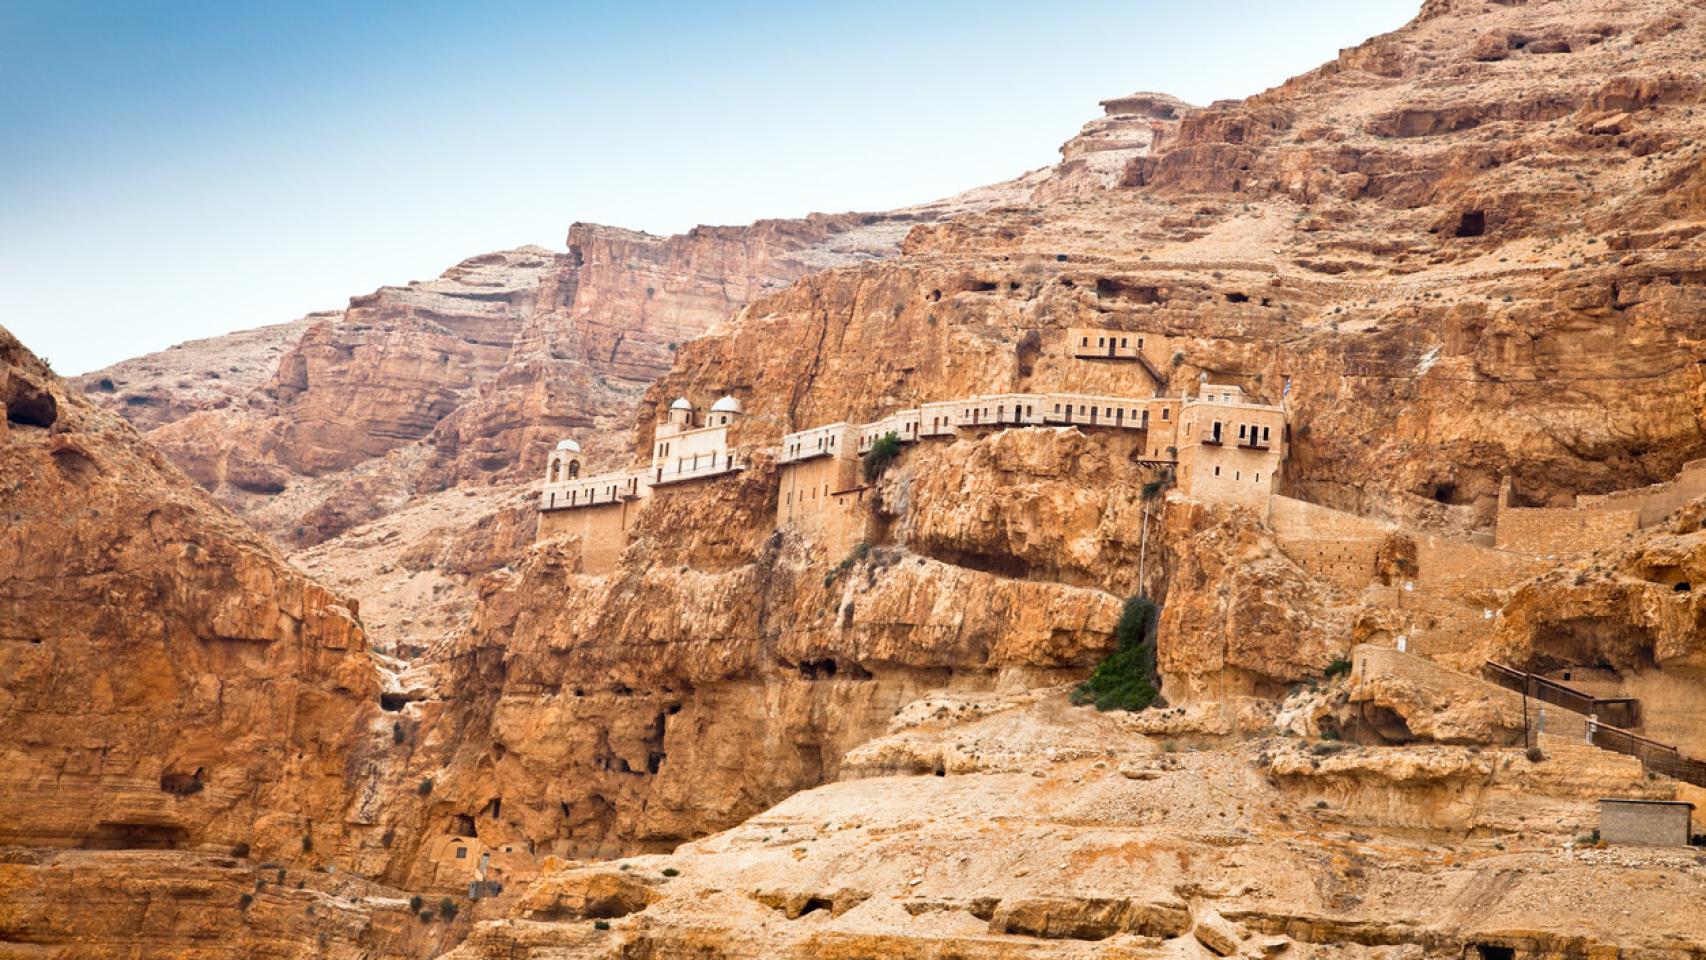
xmin=1237 ymin=438 xmax=1271 ymax=450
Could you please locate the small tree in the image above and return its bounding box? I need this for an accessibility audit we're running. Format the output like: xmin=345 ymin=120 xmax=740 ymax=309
xmin=863 ymin=431 xmax=903 ymax=483
xmin=1070 ymin=596 xmax=1162 ymax=711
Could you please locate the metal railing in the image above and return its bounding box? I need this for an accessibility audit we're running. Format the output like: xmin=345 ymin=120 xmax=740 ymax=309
xmin=1487 ymin=660 xmax=1704 ymax=787
xmin=1483 ymin=661 xmax=1641 ymax=727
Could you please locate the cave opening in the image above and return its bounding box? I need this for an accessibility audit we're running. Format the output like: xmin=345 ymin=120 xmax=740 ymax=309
xmin=1095 ymin=278 xmax=1163 ymax=304
xmin=797 ymin=897 xmax=834 ymax=918
xmin=799 ymin=658 xmax=838 ymax=680
xmin=84 ymin=822 xmax=189 ymax=850
xmin=5 ymin=389 xmax=56 ymax=428
xmin=159 ymin=767 xmax=206 ymax=796
xmin=1475 ymin=945 xmax=1516 ymax=960
xmin=1455 ymin=211 xmax=1486 ymax=238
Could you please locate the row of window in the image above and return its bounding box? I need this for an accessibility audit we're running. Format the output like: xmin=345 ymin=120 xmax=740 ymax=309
xmin=546 ymin=480 xmax=633 ymax=509
xmin=1203 ymin=421 xmax=1274 ymax=445
xmin=1077 ymin=334 xmax=1145 ymax=350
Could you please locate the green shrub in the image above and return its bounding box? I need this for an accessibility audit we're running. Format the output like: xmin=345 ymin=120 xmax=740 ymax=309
xmin=662 ymin=867 xmax=680 ymax=877
xmin=439 ymin=897 xmax=458 ymax=919
xmin=238 ymin=893 xmax=253 ymax=909
xmin=1069 ymin=596 xmax=1161 ymax=712
xmin=594 ymin=920 xmax=612 ymax=931
xmin=409 ymin=894 xmax=423 ymax=911
xmin=392 ymin=722 xmax=405 ymax=745
xmin=863 ymin=432 xmax=903 ymax=482
xmin=1323 ymin=657 xmax=1352 ymax=679
xmin=417 ymin=778 xmax=433 ymax=796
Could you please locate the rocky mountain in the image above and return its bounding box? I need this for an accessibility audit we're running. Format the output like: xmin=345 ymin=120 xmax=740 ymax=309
xmin=0 ymin=327 xmax=449 ymax=955
xmin=424 ymin=0 xmax=1706 ymax=952
xmin=11 ymin=0 xmax=1706 ymax=956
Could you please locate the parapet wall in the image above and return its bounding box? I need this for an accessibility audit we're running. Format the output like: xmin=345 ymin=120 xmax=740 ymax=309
xmin=537 ymin=500 xmax=636 ymax=574
xmin=1268 ymin=496 xmax=1392 ymax=590
xmin=1494 ymin=503 xmax=1639 ymax=555
xmin=1416 ymin=537 xmax=1552 ymax=601
xmin=1577 ymin=458 xmax=1706 ymax=527
xmin=1491 ymin=458 xmax=1706 ymax=556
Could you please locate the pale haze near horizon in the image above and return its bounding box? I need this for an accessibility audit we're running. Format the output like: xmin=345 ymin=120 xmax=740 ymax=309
xmin=0 ymin=0 xmax=1417 ymax=375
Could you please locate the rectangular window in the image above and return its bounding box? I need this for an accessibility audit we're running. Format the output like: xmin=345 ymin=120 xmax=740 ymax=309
xmin=1161 ymin=408 xmax=1169 ymax=421
xmin=1081 ymin=337 xmax=1089 ymax=347
xmin=1120 ymin=338 xmax=1128 ymax=348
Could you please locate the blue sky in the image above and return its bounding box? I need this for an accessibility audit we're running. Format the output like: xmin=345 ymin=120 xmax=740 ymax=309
xmin=0 ymin=1 xmax=1417 ymax=374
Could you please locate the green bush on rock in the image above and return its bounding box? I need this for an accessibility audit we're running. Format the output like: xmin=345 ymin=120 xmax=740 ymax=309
xmin=1070 ymin=596 xmax=1161 ymax=712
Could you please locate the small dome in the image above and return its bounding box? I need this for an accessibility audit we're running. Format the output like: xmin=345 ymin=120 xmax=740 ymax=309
xmin=669 ymin=397 xmax=694 ymax=411
xmin=555 ymin=438 xmax=581 ymax=453
xmin=710 ymin=395 xmax=744 ymax=414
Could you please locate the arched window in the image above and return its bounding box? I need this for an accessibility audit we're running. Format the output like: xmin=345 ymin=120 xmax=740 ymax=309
xmin=568 ymin=460 xmax=580 ymax=478
xmin=549 ymin=460 xmax=560 ymax=482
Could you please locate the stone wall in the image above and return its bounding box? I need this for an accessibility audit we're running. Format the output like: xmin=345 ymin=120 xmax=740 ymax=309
xmin=538 ymin=501 xmax=636 ymax=574
xmin=1494 ymin=503 xmax=1639 ymax=555
xmin=1269 ymin=496 xmax=1391 ymax=590
xmin=778 ymin=455 xmax=872 ymax=557
xmin=1577 ymin=459 xmax=1706 ymax=527
xmin=1599 ymin=799 xmax=1694 ymax=847
xmin=1416 ymin=538 xmax=1553 ymax=598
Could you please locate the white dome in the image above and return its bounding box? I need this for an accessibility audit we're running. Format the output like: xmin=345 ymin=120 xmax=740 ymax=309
xmin=710 ymin=395 xmax=744 ymax=414
xmin=555 ymin=438 xmax=581 ymax=452
xmin=669 ymin=397 xmax=694 ymax=411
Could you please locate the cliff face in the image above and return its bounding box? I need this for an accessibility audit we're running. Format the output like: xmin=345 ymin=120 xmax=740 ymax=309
xmin=404 ymin=434 xmax=1126 ymax=866
xmin=0 ymin=325 xmax=455 ymax=956
xmin=23 ymin=0 xmax=1706 ymax=954
xmin=1 ymin=325 xmax=378 ymax=857
xmin=411 ymin=0 xmax=1706 ymax=884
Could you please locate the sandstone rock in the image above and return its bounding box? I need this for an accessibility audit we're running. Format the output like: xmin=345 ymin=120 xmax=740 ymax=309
xmin=1194 ymin=906 xmax=1248 ymax=956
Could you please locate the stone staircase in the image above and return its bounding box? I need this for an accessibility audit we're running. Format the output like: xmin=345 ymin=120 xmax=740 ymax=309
xmin=1483 ymin=661 xmax=1706 ymax=788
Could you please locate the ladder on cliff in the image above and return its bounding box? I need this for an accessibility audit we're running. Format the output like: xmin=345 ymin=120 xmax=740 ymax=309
xmin=1483 ymin=661 xmax=1706 ymax=788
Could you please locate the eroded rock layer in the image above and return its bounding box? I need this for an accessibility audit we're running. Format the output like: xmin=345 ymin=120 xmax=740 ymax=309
xmin=17 ymin=0 xmax=1706 ymax=955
